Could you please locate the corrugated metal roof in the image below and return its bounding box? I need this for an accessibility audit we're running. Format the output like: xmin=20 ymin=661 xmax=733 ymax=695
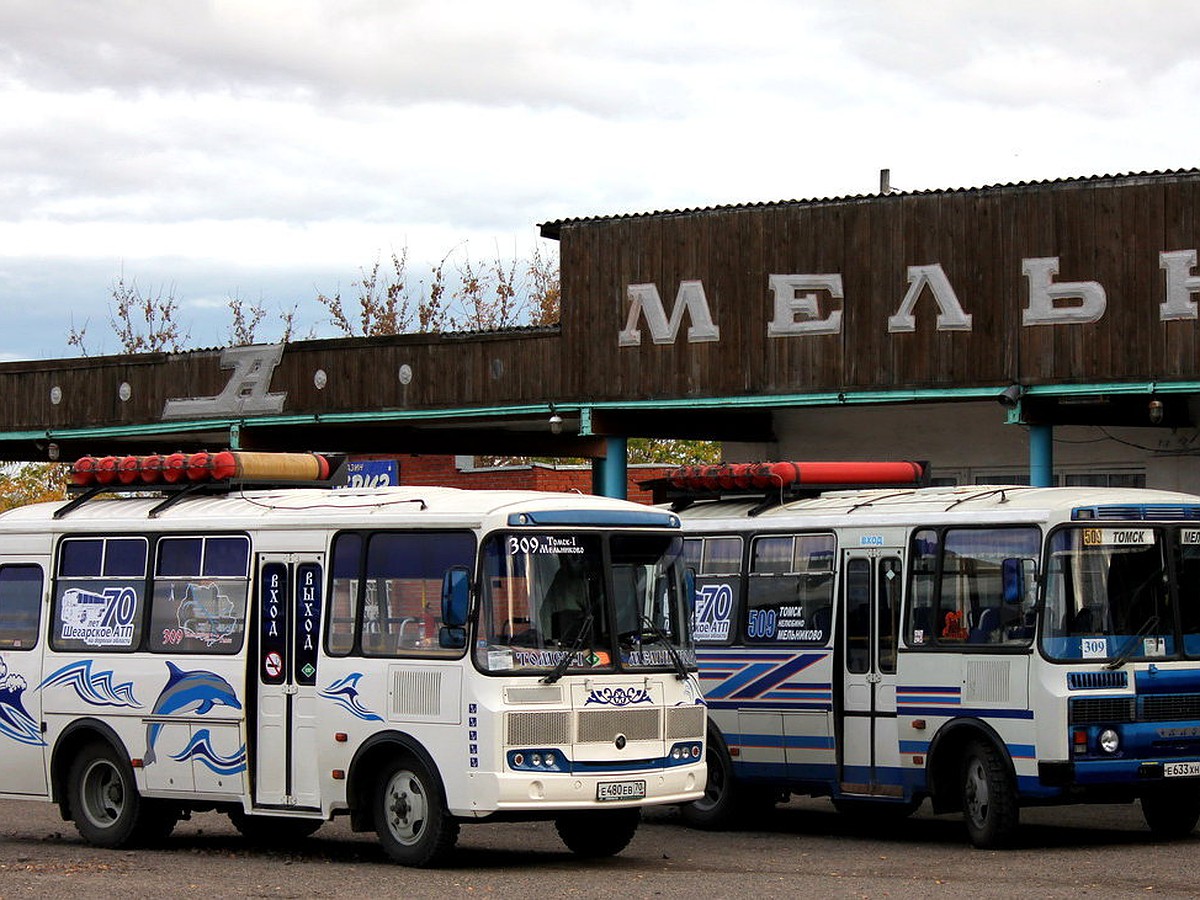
xmin=538 ymin=168 xmax=1200 ymax=239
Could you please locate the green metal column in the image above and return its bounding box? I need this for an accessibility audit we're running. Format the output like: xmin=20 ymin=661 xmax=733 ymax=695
xmin=1030 ymin=424 xmax=1053 ymax=488
xmin=599 ymin=436 xmax=628 ymax=499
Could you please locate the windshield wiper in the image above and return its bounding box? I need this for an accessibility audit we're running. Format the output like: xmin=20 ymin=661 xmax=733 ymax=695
xmin=638 ymin=614 xmax=689 ymax=681
xmin=1106 ymin=614 xmax=1161 ymax=670
xmin=542 ymin=611 xmax=594 ymax=684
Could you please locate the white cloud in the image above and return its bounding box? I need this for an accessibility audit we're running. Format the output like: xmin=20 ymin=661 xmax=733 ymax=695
xmin=0 ymin=0 xmax=1199 ymax=359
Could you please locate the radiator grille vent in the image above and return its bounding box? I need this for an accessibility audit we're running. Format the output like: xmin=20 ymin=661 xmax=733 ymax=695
xmin=665 ymin=705 xmax=707 ymax=740
xmin=506 ymin=711 xmax=572 ymax=745
xmin=1143 ymin=693 xmax=1200 ymax=722
xmin=390 ymin=670 xmax=441 ymax=718
xmin=577 ymin=708 xmax=662 ymax=743
xmin=1068 ymin=671 xmax=1128 ymax=691
xmin=1070 ymin=696 xmax=1136 ymax=724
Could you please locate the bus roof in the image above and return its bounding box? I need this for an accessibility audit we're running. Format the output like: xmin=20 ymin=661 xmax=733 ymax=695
xmin=673 ymin=484 xmax=1200 ymax=529
xmin=0 ymin=486 xmax=680 ymax=533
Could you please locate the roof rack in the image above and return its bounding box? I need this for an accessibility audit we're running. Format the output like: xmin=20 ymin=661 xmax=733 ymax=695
xmin=643 ymin=461 xmax=930 ymax=516
xmin=55 ymin=451 xmax=347 ymax=519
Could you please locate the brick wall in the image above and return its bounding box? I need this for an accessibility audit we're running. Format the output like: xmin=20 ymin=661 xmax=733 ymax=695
xmin=363 ymin=455 xmax=670 ymax=504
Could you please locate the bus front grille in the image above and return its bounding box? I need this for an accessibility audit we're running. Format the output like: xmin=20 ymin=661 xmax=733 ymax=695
xmin=1143 ymin=693 xmax=1200 ymax=722
xmin=1069 ymin=697 xmax=1136 ymax=724
xmin=506 ymin=711 xmax=572 ymax=745
xmin=665 ymin=705 xmax=707 ymax=740
xmin=576 ymin=708 xmax=662 ymax=743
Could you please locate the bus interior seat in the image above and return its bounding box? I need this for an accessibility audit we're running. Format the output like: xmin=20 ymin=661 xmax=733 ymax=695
xmin=968 ymin=607 xmax=999 ymax=643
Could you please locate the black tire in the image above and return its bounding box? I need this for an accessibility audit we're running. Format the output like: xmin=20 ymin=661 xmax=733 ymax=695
xmin=832 ymin=795 xmax=923 ymax=822
xmin=554 ymin=807 xmax=640 ymax=858
xmin=679 ymin=730 xmax=739 ymax=830
xmin=960 ymin=739 xmax=1018 ymax=849
xmin=373 ymin=756 xmax=459 ymax=867
xmin=228 ymin=809 xmax=323 ymax=844
xmin=67 ymin=741 xmax=177 ymax=848
xmin=1142 ymin=783 xmax=1200 ymax=838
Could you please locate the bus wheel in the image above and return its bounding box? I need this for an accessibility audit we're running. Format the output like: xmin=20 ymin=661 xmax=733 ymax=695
xmin=679 ymin=731 xmax=737 ymax=830
xmin=229 ymin=809 xmax=323 ymax=844
xmin=1142 ymin=783 xmax=1200 ymax=838
xmin=68 ymin=741 xmax=177 ymax=848
xmin=960 ymin=740 xmax=1018 ymax=848
xmin=373 ymin=756 xmax=459 ymax=867
xmin=555 ymin=807 xmax=640 ymax=857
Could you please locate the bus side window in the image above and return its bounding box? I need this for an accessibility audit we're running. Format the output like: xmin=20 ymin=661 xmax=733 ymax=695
xmin=691 ymin=536 xmax=742 ymax=645
xmin=361 ymin=531 xmax=476 ymax=657
xmin=0 ymin=565 xmax=43 ymax=650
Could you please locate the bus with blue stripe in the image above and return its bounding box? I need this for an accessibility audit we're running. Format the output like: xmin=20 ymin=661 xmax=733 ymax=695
xmin=660 ymin=462 xmax=1200 ymax=847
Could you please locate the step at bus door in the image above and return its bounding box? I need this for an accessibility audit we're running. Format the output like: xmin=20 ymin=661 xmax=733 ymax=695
xmin=254 ymin=555 xmax=324 ymax=809
xmin=838 ymin=549 xmax=903 ymax=797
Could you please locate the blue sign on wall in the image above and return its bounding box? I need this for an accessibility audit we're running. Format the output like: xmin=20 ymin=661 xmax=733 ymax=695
xmin=338 ymin=459 xmax=398 ymax=489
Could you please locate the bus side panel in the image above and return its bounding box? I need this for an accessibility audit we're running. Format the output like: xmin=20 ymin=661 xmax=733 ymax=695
xmin=896 ymin=650 xmax=1034 ymax=793
xmin=315 ymin=657 xmax=469 ymax=816
xmin=700 ymin=647 xmax=836 ymax=785
xmin=41 ymin=652 xmax=248 ymax=800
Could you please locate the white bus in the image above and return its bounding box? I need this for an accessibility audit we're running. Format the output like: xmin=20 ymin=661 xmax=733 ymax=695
xmin=660 ymin=462 xmax=1200 ymax=847
xmin=0 ymin=452 xmax=705 ymax=866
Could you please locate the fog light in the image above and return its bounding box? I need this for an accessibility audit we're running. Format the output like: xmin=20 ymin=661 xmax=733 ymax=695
xmin=1099 ymin=728 xmax=1120 ymax=754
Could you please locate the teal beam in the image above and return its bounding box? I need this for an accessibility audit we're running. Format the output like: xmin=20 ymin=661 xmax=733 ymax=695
xmin=9 ymin=380 xmax=1200 ymax=448
xmin=1030 ymin=424 xmax=1054 ymax=487
xmin=600 ymin=437 xmax=628 ymax=499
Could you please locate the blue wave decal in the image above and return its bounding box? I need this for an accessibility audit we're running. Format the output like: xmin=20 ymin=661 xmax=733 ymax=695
xmin=319 ymin=673 xmax=383 ymax=721
xmin=145 ymin=662 xmax=242 ymax=766
xmin=0 ymin=657 xmax=45 ymax=746
xmin=169 ymin=728 xmax=247 ymax=775
xmin=38 ymin=660 xmax=141 ymax=708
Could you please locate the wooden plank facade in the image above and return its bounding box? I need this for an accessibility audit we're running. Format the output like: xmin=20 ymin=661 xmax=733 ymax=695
xmin=550 ymin=172 xmax=1200 ymax=397
xmin=1 ymin=170 xmax=1199 ymax=460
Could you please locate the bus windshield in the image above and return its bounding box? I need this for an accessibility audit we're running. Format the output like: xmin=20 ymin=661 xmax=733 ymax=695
xmin=1041 ymin=526 xmax=1183 ymax=662
xmin=475 ymin=532 xmax=692 ymax=675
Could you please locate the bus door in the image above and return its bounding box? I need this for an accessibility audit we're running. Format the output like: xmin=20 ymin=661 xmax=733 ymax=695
xmin=838 ymin=548 xmax=903 ymax=797
xmin=253 ymin=555 xmax=323 ymax=809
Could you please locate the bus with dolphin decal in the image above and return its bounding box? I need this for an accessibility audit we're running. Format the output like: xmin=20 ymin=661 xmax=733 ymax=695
xmin=0 ymin=450 xmax=704 ymax=867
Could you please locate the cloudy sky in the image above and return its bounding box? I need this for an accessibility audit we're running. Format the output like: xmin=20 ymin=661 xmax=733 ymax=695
xmin=1 ymin=0 xmax=1198 ymax=360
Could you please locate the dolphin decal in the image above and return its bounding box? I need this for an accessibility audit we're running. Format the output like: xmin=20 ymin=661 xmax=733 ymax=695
xmin=144 ymin=661 xmax=242 ymax=766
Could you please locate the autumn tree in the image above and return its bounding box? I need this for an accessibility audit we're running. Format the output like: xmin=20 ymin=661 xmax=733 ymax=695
xmin=0 ymin=462 xmax=69 ymax=511
xmin=67 ymin=274 xmax=189 ymax=356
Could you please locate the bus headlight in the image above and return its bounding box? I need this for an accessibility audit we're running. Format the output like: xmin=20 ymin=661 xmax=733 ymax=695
xmin=1099 ymin=728 xmax=1120 ymax=754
